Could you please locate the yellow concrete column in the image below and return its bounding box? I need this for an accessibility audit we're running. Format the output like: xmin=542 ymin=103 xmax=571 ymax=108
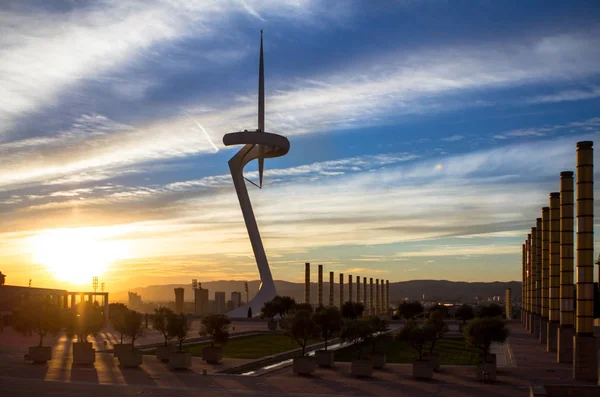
xmin=305 ymin=263 xmax=310 ymax=304
xmin=356 ymin=276 xmax=361 ymax=303
xmin=318 ymin=264 xmax=323 ymax=307
xmin=532 ymin=226 xmax=540 ymax=337
xmin=369 ymin=278 xmax=374 ymax=315
xmin=540 ymin=208 xmax=549 ymax=345
xmin=376 ymin=279 xmax=380 ymax=315
xmin=527 ymin=234 xmax=533 ymax=333
xmin=558 ymin=171 xmax=574 ymax=363
xmin=505 ymin=288 xmax=512 ymax=320
xmin=548 ymin=192 xmax=560 ymax=352
xmin=339 ymin=273 xmax=344 ymax=309
xmin=363 ymin=277 xmax=367 ymax=316
xmin=573 ymin=141 xmax=597 ymax=381
xmin=329 ymin=271 xmax=334 ymax=307
xmin=522 ymin=243 xmax=526 ymax=326
xmin=348 ymin=275 xmax=353 ymax=303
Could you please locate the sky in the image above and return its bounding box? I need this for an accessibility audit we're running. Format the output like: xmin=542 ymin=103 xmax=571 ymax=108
xmin=1 ymin=0 xmax=600 ymax=292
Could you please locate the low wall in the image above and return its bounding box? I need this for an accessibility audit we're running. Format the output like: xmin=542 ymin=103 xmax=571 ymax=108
xmin=530 ymin=384 xmax=600 ymax=397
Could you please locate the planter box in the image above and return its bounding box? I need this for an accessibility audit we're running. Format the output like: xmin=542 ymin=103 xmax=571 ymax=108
xmin=28 ymin=346 xmax=51 ymax=363
xmin=351 ymin=360 xmax=373 ymax=378
xmin=168 ymin=352 xmax=192 ymax=370
xmin=292 ymin=356 xmax=316 ymax=375
xmin=413 ymin=360 xmax=433 ymax=379
xmin=113 ymin=343 xmax=129 ymax=360
xmin=315 ymin=350 xmax=335 ymax=367
xmin=156 ymin=345 xmax=174 ymax=362
xmin=369 ymin=352 xmax=386 ymax=369
xmin=479 ymin=353 xmax=496 ymax=364
xmin=476 ymin=361 xmax=496 ymax=382
xmin=202 ymin=346 xmax=223 ymax=364
xmin=423 ymin=352 xmax=440 ymax=371
xmin=119 ymin=350 xmax=143 ymax=368
xmin=72 ymin=342 xmax=95 ymax=365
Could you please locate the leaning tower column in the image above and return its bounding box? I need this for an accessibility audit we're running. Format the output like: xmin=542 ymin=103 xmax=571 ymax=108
xmin=573 ymin=141 xmax=597 ymax=381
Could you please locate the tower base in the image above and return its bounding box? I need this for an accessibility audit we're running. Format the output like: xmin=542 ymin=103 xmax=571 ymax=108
xmin=528 ymin=313 xmax=535 ymax=333
xmin=557 ymin=326 xmax=574 ymax=363
xmin=573 ymin=335 xmax=598 ymax=381
xmin=533 ymin=315 xmax=541 ymax=338
xmin=546 ymin=321 xmax=558 ymax=352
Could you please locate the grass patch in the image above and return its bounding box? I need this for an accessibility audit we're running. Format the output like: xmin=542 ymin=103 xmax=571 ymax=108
xmin=144 ymin=334 xmax=321 ymax=360
xmin=334 ymin=335 xmax=481 ymax=365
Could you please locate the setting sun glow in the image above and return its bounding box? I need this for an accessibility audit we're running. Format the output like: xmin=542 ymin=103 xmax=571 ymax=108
xmin=30 ymin=229 xmax=127 ymax=285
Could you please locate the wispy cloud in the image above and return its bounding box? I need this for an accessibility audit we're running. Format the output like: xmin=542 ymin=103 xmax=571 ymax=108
xmin=525 ymin=86 xmax=600 ymax=104
xmin=442 ymin=135 xmax=464 ymax=142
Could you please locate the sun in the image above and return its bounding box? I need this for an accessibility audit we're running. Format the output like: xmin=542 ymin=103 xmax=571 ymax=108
xmin=30 ymin=228 xmax=125 ymax=285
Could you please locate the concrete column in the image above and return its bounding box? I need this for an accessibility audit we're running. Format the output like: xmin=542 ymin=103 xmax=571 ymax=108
xmin=339 ymin=273 xmax=344 ymax=309
xmin=540 ymin=208 xmax=549 ymax=345
xmin=363 ymin=277 xmax=367 ymax=316
xmin=348 ymin=275 xmax=353 ymax=303
xmin=558 ymin=171 xmax=575 ymax=363
xmin=573 ymin=141 xmax=597 ymax=381
xmin=104 ymin=294 xmax=109 ymax=324
xmin=505 ymin=288 xmax=512 ymax=319
xmin=304 ymin=263 xmax=310 ymax=304
xmin=356 ymin=276 xmax=361 ymax=303
xmin=527 ymin=235 xmax=533 ymax=332
xmin=536 ymin=218 xmax=542 ymax=340
xmin=329 ymin=271 xmax=334 ymax=307
xmin=386 ymin=280 xmax=390 ymax=316
xmin=70 ymin=293 xmax=76 ymax=308
xmin=369 ymin=278 xmax=374 ymax=315
xmin=532 ymin=226 xmax=540 ymax=337
xmin=318 ymin=264 xmax=323 ymax=307
xmin=548 ymin=192 xmax=560 ymax=352
xmin=375 ymin=279 xmax=380 ymax=315
xmin=522 ymin=243 xmax=527 ymax=326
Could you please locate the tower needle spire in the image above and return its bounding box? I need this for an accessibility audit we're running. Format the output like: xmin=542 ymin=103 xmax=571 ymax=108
xmin=258 ymin=29 xmax=265 ymax=188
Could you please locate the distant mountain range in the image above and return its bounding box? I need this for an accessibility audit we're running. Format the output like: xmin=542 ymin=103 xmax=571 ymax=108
xmin=112 ymin=279 xmax=522 ymax=304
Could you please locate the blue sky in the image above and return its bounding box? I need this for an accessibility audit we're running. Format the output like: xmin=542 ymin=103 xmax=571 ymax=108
xmin=1 ymin=0 xmax=599 ymax=290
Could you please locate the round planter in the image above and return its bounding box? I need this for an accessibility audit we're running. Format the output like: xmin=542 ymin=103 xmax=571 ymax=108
xmin=28 ymin=346 xmax=51 ymax=363
xmin=479 ymin=353 xmax=496 ymax=364
xmin=292 ymin=356 xmax=316 ymax=375
xmin=476 ymin=361 xmax=496 ymax=382
xmin=156 ymin=345 xmax=174 ymax=362
xmin=119 ymin=349 xmax=143 ymax=368
xmin=412 ymin=359 xmax=433 ymax=379
xmin=72 ymin=342 xmax=95 ymax=365
xmin=351 ymin=360 xmax=373 ymax=378
xmin=113 ymin=343 xmax=129 ymax=360
xmin=202 ymin=346 xmax=223 ymax=364
xmin=315 ymin=350 xmax=335 ymax=367
xmin=168 ymin=352 xmax=192 ymax=370
xmin=423 ymin=352 xmax=440 ymax=371
xmin=369 ymin=352 xmax=386 ymax=369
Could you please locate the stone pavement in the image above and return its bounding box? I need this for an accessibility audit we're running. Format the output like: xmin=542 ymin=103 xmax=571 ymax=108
xmin=0 ymin=321 xmax=595 ymax=396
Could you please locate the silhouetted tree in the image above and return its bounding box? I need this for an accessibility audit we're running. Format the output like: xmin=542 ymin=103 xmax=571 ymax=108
xmin=260 ymin=300 xmax=277 ymax=320
xmin=368 ymin=316 xmax=390 ymax=353
xmin=273 ymin=296 xmax=296 ymax=319
xmin=152 ymin=307 xmax=175 ymax=346
xmin=291 ymin=303 xmax=314 ymax=314
xmin=455 ymin=304 xmax=475 ymax=324
xmin=428 ymin=304 xmax=449 ymax=317
xmin=200 ymin=314 xmax=231 ymax=347
xmin=398 ymin=301 xmax=424 ymax=320
xmin=123 ymin=309 xmax=144 ymax=351
xmin=396 ymin=320 xmax=434 ymax=360
xmin=282 ymin=308 xmax=320 ymax=356
xmin=167 ymin=313 xmax=192 ymax=352
xmin=479 ymin=303 xmax=503 ymax=318
xmin=13 ymin=296 xmax=62 ymax=347
xmin=65 ymin=301 xmax=104 ymax=342
xmin=341 ymin=301 xmax=365 ymax=320
xmin=312 ymin=306 xmax=343 ymax=350
xmin=340 ymin=319 xmax=372 ymax=360
xmin=463 ymin=317 xmax=508 ymax=361
xmin=0 ymin=271 xmax=5 ymax=285
xmin=425 ymin=310 xmax=449 ymax=353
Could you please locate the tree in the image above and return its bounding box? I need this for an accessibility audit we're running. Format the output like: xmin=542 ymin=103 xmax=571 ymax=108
xmin=65 ymin=301 xmax=104 ymax=342
xmin=455 ymin=304 xmax=475 ymax=324
xmin=282 ymin=308 xmax=320 ymax=356
xmin=398 ymin=301 xmax=424 ymax=320
xmin=152 ymin=307 xmax=175 ymax=347
xmin=0 ymin=271 xmax=5 ymax=285
xmin=479 ymin=303 xmax=503 ymax=318
xmin=428 ymin=304 xmax=449 ymax=317
xmin=463 ymin=317 xmax=508 ymax=361
xmin=260 ymin=300 xmax=277 ymax=320
xmin=396 ymin=320 xmax=434 ymax=361
xmin=425 ymin=310 xmax=449 ymax=353
xmin=167 ymin=313 xmax=192 ymax=352
xmin=290 ymin=302 xmax=313 ymax=314
xmin=341 ymin=301 xmax=365 ymax=320
xmin=200 ymin=314 xmax=231 ymax=347
xmin=123 ymin=309 xmax=144 ymax=351
xmin=368 ymin=316 xmax=390 ymax=353
xmin=312 ymin=306 xmax=343 ymax=350
xmin=339 ymin=319 xmax=372 ymax=360
xmin=273 ymin=296 xmax=296 ymax=319
xmin=13 ymin=296 xmax=62 ymax=347
xmin=109 ymin=303 xmax=129 ymax=343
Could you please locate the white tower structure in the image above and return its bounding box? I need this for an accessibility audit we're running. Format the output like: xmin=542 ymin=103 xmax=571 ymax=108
xmin=224 ymin=31 xmax=290 ymax=318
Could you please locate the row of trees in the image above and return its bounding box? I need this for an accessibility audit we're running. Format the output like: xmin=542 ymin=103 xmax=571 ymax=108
xmin=396 ymin=301 xmax=504 ymax=322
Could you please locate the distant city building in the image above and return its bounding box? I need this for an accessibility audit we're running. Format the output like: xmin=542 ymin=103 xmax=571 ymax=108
xmin=227 ymin=300 xmax=234 ymax=312
xmin=231 ymin=292 xmax=242 ymax=309
xmin=128 ymin=292 xmax=142 ymax=310
xmin=194 ymin=287 xmax=209 ymax=315
xmin=215 ymin=291 xmax=226 ymax=314
xmin=174 ymin=288 xmax=184 ymax=313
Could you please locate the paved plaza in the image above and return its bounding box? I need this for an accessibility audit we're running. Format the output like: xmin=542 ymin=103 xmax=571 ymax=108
xmin=0 ymin=322 xmax=597 ymax=396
